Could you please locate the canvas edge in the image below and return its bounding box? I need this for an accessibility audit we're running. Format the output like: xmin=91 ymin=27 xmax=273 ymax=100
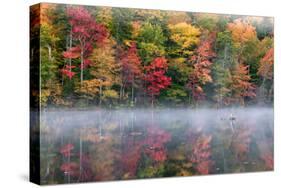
xmin=30 ymin=3 xmax=41 ymax=185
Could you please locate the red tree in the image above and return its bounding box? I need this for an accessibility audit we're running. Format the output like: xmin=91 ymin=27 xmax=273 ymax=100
xmin=120 ymin=42 xmax=143 ymax=102
xmin=144 ymin=57 xmax=171 ymax=106
xmin=231 ymin=64 xmax=256 ymax=105
xmin=62 ymin=6 xmax=108 ymax=83
xmin=258 ymin=48 xmax=273 ymax=80
xmin=187 ymin=36 xmax=216 ymax=101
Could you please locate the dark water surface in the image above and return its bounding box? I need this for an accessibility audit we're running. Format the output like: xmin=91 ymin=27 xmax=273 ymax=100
xmin=39 ymin=108 xmax=273 ymax=184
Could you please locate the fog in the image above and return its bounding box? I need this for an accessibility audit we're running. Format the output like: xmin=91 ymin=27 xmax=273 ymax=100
xmin=41 ymin=107 xmax=273 ymax=132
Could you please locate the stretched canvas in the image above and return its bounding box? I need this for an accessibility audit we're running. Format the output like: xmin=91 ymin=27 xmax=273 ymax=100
xmin=30 ymin=3 xmax=274 ymax=185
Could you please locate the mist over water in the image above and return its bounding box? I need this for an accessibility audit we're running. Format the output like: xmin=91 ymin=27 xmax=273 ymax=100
xmin=39 ymin=107 xmax=273 ymax=184
xmin=41 ymin=108 xmax=273 ymax=139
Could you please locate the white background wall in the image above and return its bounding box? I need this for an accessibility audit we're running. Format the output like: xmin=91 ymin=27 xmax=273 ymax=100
xmin=0 ymin=0 xmax=280 ymax=187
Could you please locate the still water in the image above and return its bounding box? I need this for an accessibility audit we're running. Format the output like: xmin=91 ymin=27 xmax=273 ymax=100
xmin=40 ymin=108 xmax=273 ymax=184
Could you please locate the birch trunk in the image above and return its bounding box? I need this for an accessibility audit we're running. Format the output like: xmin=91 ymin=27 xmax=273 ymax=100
xmin=80 ymin=50 xmax=84 ymax=86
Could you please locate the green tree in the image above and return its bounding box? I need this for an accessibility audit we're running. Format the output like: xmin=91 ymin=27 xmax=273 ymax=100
xmin=39 ymin=4 xmax=63 ymax=106
xmin=137 ymin=22 xmax=166 ymax=64
xmin=193 ymin=13 xmax=219 ymax=31
xmin=111 ymin=8 xmax=133 ymax=45
xmin=161 ymin=58 xmax=192 ymax=104
xmin=212 ymin=31 xmax=235 ymax=106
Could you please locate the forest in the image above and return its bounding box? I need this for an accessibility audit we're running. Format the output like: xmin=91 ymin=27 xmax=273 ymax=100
xmin=30 ymin=3 xmax=274 ymax=184
xmin=30 ymin=3 xmax=274 ymax=108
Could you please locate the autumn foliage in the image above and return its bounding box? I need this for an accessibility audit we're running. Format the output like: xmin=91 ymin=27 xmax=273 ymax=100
xmin=187 ymin=35 xmax=216 ymax=101
xmin=227 ymin=19 xmax=257 ymax=48
xmin=144 ymin=57 xmax=171 ymax=102
xmin=231 ymin=64 xmax=256 ymax=104
xmin=258 ymin=48 xmax=274 ymax=80
xmin=35 ymin=3 xmax=273 ymax=107
xmin=120 ymin=42 xmax=143 ymax=88
xmin=62 ymin=6 xmax=108 ymax=82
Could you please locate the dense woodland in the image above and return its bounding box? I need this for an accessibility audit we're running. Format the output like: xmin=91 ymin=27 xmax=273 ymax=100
xmin=30 ymin=4 xmax=274 ymax=108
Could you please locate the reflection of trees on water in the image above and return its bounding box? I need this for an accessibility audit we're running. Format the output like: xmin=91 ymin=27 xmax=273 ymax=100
xmin=230 ymin=126 xmax=252 ymax=161
xmin=189 ymin=134 xmax=213 ymax=175
xmin=39 ymin=108 xmax=273 ymax=184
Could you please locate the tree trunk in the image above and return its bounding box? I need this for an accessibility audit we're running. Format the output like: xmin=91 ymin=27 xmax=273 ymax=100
xmin=67 ymin=150 xmax=70 ymax=182
xmin=79 ymin=135 xmax=83 ymax=180
xmin=122 ymin=87 xmax=125 ymax=101
xmin=223 ymin=46 xmax=226 ymax=68
xmin=99 ymin=84 xmax=102 ymax=106
xmin=131 ymin=85 xmax=134 ymax=105
xmin=151 ymin=94 xmax=154 ymax=108
xmin=119 ymin=85 xmax=123 ymax=101
xmin=80 ymin=50 xmax=84 ymax=86
xmin=47 ymin=45 xmax=52 ymax=62
xmin=269 ymin=83 xmax=274 ymax=103
xmin=259 ymin=78 xmax=267 ymax=104
xmin=69 ymin=28 xmax=72 ymax=72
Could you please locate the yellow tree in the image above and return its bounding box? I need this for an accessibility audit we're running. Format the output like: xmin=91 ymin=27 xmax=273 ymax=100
xmin=227 ymin=19 xmax=257 ymax=47
xmin=168 ymin=23 xmax=201 ymax=56
xmin=96 ymin=7 xmax=113 ymax=29
xmin=166 ymin=11 xmax=191 ymax=25
xmin=227 ymin=19 xmax=257 ymax=62
xmin=77 ymin=38 xmax=120 ymax=105
xmin=134 ymin=9 xmax=165 ymax=23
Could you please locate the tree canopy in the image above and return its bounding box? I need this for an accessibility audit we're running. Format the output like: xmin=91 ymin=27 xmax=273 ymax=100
xmin=32 ymin=4 xmax=274 ymax=108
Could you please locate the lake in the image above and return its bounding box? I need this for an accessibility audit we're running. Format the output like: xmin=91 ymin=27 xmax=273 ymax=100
xmin=39 ymin=108 xmax=273 ymax=184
